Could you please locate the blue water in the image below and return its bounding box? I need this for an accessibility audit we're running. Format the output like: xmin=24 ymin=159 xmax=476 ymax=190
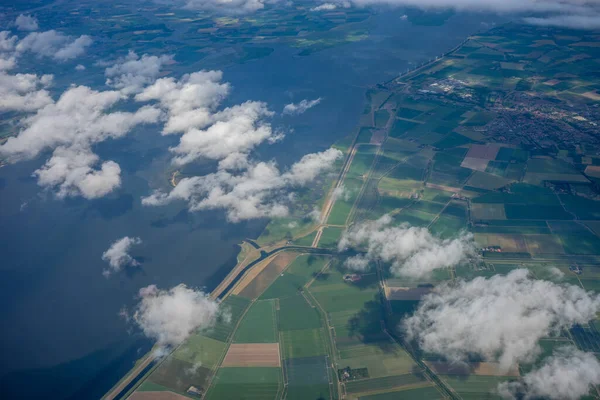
xmin=0 ymin=2 xmax=504 ymax=398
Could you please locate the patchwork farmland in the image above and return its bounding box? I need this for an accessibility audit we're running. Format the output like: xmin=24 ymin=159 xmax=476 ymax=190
xmin=119 ymin=22 xmax=600 ymax=400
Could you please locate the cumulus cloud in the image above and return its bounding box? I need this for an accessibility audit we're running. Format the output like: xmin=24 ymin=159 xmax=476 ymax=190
xmin=0 ymin=85 xmax=160 ymax=198
xmin=34 ymin=147 xmax=122 ymax=199
xmin=311 ymin=3 xmax=339 ymax=11
xmin=135 ymin=70 xmax=230 ymax=134
xmin=15 ymin=15 xmax=39 ymax=31
xmin=105 ymin=51 xmax=174 ymax=94
xmin=169 ymin=101 xmax=277 ymax=166
xmin=403 ymin=269 xmax=600 ymax=370
xmin=338 ymin=214 xmax=475 ymax=278
xmin=134 ymin=70 xmax=287 ymax=167
xmin=0 ymin=71 xmax=53 ymax=112
xmin=183 ymin=0 xmax=268 ymax=13
xmin=16 ymin=30 xmax=92 ymax=61
xmin=0 ymin=31 xmax=18 ymax=71
xmin=283 ymin=98 xmax=322 ymax=115
xmin=498 ymin=346 xmax=600 ymax=400
xmin=101 ymin=236 xmax=142 ymax=276
xmin=142 ymin=148 xmax=342 ymax=222
xmin=133 ymin=284 xmax=220 ymax=347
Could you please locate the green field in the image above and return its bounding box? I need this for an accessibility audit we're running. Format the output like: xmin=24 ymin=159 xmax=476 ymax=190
xmin=206 ymin=295 xmax=251 ymax=342
xmin=281 ymin=328 xmax=327 ymax=359
xmin=345 ymin=373 xmax=426 ymax=394
xmin=260 ymin=255 xmax=330 ymax=300
xmin=278 ymin=294 xmax=322 ymax=331
xmin=172 ymin=335 xmax=228 ymax=369
xmin=358 ymin=386 xmax=443 ymax=400
xmin=284 ymin=356 xmax=331 ymax=400
xmin=233 ymin=300 xmax=277 ymax=343
xmin=206 ymin=367 xmax=282 ymax=400
xmin=319 ymin=227 xmax=344 ymax=248
xmin=440 ymin=375 xmax=510 ymax=399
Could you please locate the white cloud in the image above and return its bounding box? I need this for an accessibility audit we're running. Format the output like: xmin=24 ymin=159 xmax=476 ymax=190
xmin=403 ymin=269 xmax=600 ymax=370
xmin=331 ymin=184 xmax=351 ymax=202
xmin=0 ymin=31 xmax=18 ymax=71
xmin=549 ymin=266 xmax=564 ymax=279
xmin=498 ymin=347 xmax=600 ymax=400
xmin=524 ymin=14 xmax=600 ymax=29
xmin=184 ymin=0 xmax=268 ymax=13
xmin=75 ymin=64 xmax=85 ymax=71
xmin=34 ymin=146 xmax=122 ymax=200
xmin=135 ymin=69 xmax=284 ymax=167
xmin=338 ymin=214 xmax=475 ymax=278
xmin=314 ymin=0 xmax=600 ymax=29
xmin=133 ymin=284 xmax=220 ymax=347
xmin=142 ymin=148 xmax=342 ymax=222
xmin=283 ymin=97 xmax=322 ymax=115
xmin=0 ymin=85 xmax=160 ymax=198
xmin=0 ymin=71 xmax=53 ymax=112
xmin=169 ymin=101 xmax=276 ymax=166
xmin=308 ymin=206 xmax=323 ymax=222
xmin=311 ymin=3 xmax=338 ymax=11
xmin=15 ymin=15 xmax=39 ymax=31
xmin=135 ymin=70 xmax=230 ymax=134
xmin=101 ymin=236 xmax=142 ymax=276
xmin=16 ymin=30 xmax=92 ymax=61
xmin=105 ymin=51 xmax=174 ymax=95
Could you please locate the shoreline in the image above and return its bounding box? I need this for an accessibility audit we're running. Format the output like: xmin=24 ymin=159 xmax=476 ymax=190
xmin=102 ymin=29 xmax=476 ymax=399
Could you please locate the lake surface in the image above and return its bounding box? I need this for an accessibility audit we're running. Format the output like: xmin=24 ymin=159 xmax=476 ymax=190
xmin=0 ymin=3 xmax=504 ymax=398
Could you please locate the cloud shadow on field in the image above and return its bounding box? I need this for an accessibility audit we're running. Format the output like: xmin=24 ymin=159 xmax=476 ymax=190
xmin=347 ymin=300 xmax=399 ymax=354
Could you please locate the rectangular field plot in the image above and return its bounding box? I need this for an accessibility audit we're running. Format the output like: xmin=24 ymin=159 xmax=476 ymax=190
xmin=172 ymin=335 xmax=228 ymax=369
xmin=278 ymin=294 xmax=323 ymax=331
xmin=260 ymin=255 xmax=330 ymax=300
xmin=474 ymin=234 xmax=528 ymax=253
xmin=312 ymin=288 xmax=379 ymax=313
xmin=284 ymin=356 xmax=331 ymax=400
xmin=205 ymin=367 xmax=281 ymax=400
xmin=319 ymin=227 xmax=344 ymax=248
xmin=338 ymin=345 xmax=416 ymax=378
xmin=145 ymin=356 xmax=214 ymax=395
xmin=504 ymin=204 xmax=573 ymax=220
xmin=233 ymin=300 xmax=277 ymax=343
xmin=358 ymin=385 xmax=443 ymax=400
xmin=281 ymin=328 xmax=327 ymax=359
xmin=558 ymin=232 xmax=600 ymax=254
xmin=235 ymin=252 xmax=298 ymax=299
xmin=440 ymin=375 xmax=511 ymax=399
xmin=524 ymin=234 xmax=565 ymax=255
xmin=221 ymin=343 xmax=281 ymax=367
xmin=205 ymin=295 xmax=251 ymax=342
xmin=426 ymin=361 xmax=519 ymax=377
xmin=345 ymin=373 xmax=427 ymax=394
xmin=471 ymin=203 xmax=506 ymax=220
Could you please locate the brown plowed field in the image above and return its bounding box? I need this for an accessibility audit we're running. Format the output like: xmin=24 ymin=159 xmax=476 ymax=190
xmin=221 ymin=343 xmax=281 ymax=367
xmin=235 ymin=252 xmax=298 ymax=299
